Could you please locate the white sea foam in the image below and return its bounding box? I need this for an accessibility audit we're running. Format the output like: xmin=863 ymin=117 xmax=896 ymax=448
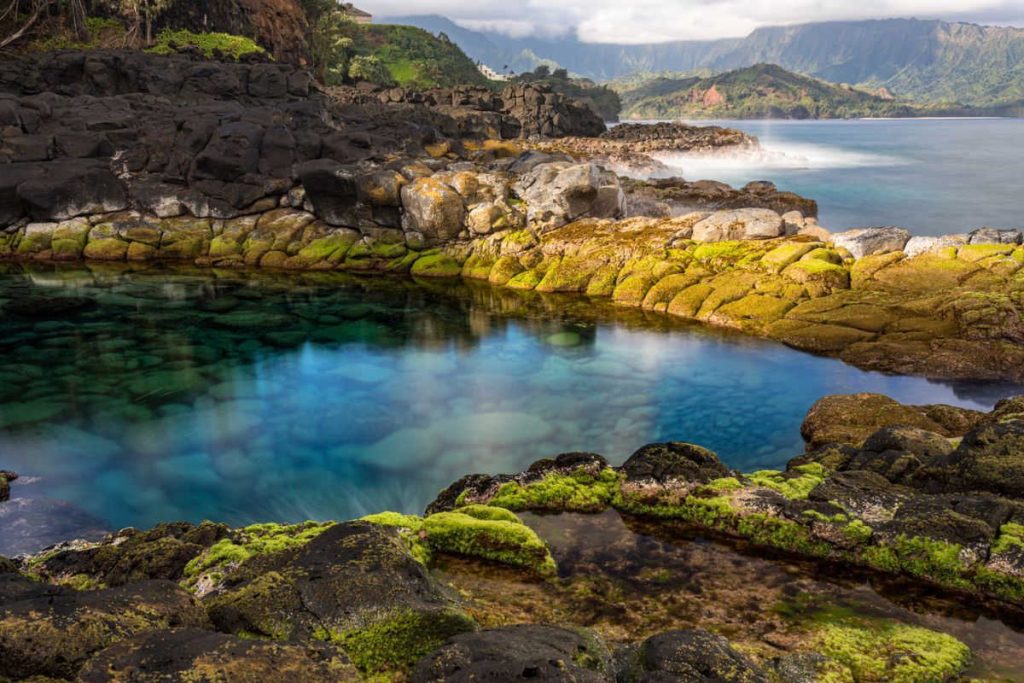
xmin=649 ymin=140 xmax=905 ymax=181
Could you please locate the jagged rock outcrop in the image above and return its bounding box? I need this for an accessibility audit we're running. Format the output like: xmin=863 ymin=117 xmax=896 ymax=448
xmin=376 ymin=82 xmax=608 ymax=139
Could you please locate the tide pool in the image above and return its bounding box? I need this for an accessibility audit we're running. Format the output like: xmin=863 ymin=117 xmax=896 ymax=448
xmin=0 ymin=265 xmax=1018 ymax=552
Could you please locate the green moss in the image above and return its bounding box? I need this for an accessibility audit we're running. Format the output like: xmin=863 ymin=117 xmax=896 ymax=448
xmin=488 ymin=255 xmax=525 ymax=285
xmin=842 ymin=519 xmax=873 ymax=545
xmin=862 ymin=545 xmax=902 ymax=573
xmin=183 ymin=521 xmax=331 ymax=584
xmin=620 ymin=493 xmax=737 ymax=530
xmin=535 ymin=256 xmax=601 ymax=293
xmin=801 ymin=510 xmax=849 ymax=524
xmin=975 ymin=566 xmax=1024 ymax=604
xmin=692 ymin=240 xmax=753 ymax=264
xmin=702 ymin=477 xmax=744 ymax=493
xmin=736 ymin=514 xmax=832 ymax=558
xmin=505 ymin=269 xmax=542 ymax=290
xmin=992 ymin=522 xmax=1024 ymax=554
xmin=362 ymin=506 xmax=556 ymax=575
xmin=410 ymin=253 xmax=462 ymax=278
xmin=816 ymin=616 xmax=971 ymax=683
xmin=488 ymin=468 xmax=622 ymax=513
xmin=746 ymin=463 xmax=827 ymax=500
xmin=957 ymin=243 xmax=1016 ymax=263
xmin=296 ymin=233 xmax=358 ymax=264
xmin=59 ymin=573 xmax=105 ymax=591
xmin=423 ymin=510 xmax=556 ymax=576
xmin=585 ymin=264 xmax=621 ymax=297
xmin=761 ymin=242 xmax=819 ymax=272
xmin=358 ymin=513 xmax=430 ymax=565
xmin=147 ymin=29 xmax=266 ymax=60
xmin=887 ymin=534 xmax=969 ymax=589
xmin=325 ymin=608 xmax=476 ymax=678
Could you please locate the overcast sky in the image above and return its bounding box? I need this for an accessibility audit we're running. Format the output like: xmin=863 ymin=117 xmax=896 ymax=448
xmin=363 ymin=0 xmax=1024 ymax=43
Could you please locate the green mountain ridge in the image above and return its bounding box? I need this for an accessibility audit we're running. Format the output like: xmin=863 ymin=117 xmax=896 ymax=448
xmin=616 ymin=64 xmax=924 ymax=119
xmin=385 ymin=15 xmax=1024 ymax=109
xmin=341 ymin=23 xmax=490 ymax=89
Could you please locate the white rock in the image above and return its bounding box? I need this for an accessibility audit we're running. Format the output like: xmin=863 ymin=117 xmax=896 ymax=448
xmin=831 ymin=226 xmax=911 ymax=259
xmin=903 ymin=234 xmax=968 ymax=258
xmin=691 ymin=208 xmax=784 ymax=242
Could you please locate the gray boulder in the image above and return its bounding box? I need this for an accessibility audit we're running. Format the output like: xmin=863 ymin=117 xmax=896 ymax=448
xmin=514 ymin=162 xmax=624 ymax=233
xmin=691 ymin=208 xmax=784 ymax=242
xmin=903 ymin=234 xmax=968 ymax=258
xmin=401 ymin=176 xmax=466 ymax=242
xmin=969 ymin=227 xmax=1022 ymax=245
xmin=831 ymin=226 xmax=911 ymax=259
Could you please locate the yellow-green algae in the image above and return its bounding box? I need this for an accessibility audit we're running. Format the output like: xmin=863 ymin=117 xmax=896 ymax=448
xmin=746 ymin=463 xmax=828 ymax=500
xmin=487 ymin=468 xmax=624 ymax=513
xmin=316 ymin=608 xmax=477 ymax=680
xmin=815 ymin=612 xmax=971 ymax=683
xmin=182 ymin=521 xmax=332 ymax=586
xmin=362 ymin=505 xmax=556 ymax=576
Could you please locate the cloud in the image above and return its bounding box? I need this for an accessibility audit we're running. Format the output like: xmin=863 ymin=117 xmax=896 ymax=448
xmin=365 ymin=0 xmax=1023 ymax=42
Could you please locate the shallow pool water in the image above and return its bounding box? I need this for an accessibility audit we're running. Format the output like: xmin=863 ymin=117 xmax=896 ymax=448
xmin=0 ymin=264 xmax=1019 ymax=554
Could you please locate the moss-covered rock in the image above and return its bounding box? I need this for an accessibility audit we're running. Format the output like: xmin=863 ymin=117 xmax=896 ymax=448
xmin=0 ymin=580 xmax=209 ymax=680
xmin=411 ymin=252 xmax=462 ymax=278
xmin=199 ymin=522 xmax=475 ymax=677
xmin=75 ymin=627 xmax=360 ymax=682
xmin=411 ymin=624 xmax=612 ymax=682
xmin=811 ymin=612 xmax=970 ymax=683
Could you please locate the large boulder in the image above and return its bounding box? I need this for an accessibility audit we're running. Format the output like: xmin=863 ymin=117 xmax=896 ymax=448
xmin=514 ymin=162 xmax=624 ymax=233
xmin=691 ymin=208 xmax=784 ymax=242
xmin=411 ymin=624 xmax=611 ymax=682
xmin=800 ymin=394 xmax=984 ymax=449
xmin=969 ymin=227 xmax=1022 ymax=245
xmin=831 ymin=226 xmax=910 ymax=259
xmin=401 ymin=177 xmax=466 ymax=241
xmin=621 ymin=442 xmax=730 ymax=485
xmin=199 ymin=522 xmax=475 ymax=673
xmin=76 ymin=628 xmax=360 ymax=682
xmin=937 ymin=420 xmax=1024 ymax=497
xmin=903 ymin=234 xmax=968 ymax=258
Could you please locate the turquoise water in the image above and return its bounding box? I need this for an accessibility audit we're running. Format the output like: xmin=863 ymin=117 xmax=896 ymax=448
xmin=0 ymin=265 xmax=1018 ymax=553
xmin=651 ymin=118 xmax=1024 ymax=235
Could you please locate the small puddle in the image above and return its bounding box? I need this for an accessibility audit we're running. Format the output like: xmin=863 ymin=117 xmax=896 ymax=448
xmin=433 ymin=510 xmax=1024 ymax=680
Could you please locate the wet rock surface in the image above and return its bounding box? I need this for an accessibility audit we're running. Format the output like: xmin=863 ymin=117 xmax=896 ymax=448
xmin=411 ymin=624 xmax=611 ymax=682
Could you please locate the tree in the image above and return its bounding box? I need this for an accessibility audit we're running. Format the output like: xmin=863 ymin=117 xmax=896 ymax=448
xmin=533 ymin=64 xmax=550 ymax=78
xmin=308 ymin=7 xmax=355 ymax=85
xmin=1 ymin=0 xmax=90 ymax=48
xmin=348 ymin=54 xmax=394 ymax=86
xmin=552 ymin=67 xmax=568 ymax=80
xmin=99 ymin=0 xmax=172 ymax=44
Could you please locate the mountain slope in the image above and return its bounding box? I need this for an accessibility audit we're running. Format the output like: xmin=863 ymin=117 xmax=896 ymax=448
xmin=384 ymin=15 xmax=1024 ymax=107
xmin=345 ymin=23 xmax=490 ymax=89
xmin=617 ymin=64 xmax=919 ymax=119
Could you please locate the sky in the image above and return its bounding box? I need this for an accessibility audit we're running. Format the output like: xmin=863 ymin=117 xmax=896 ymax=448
xmin=362 ymin=0 xmax=1024 ymax=43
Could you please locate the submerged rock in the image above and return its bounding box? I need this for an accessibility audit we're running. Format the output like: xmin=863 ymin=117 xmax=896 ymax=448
xmin=626 ymin=629 xmax=769 ymax=682
xmin=411 ymin=624 xmax=611 ymax=683
xmin=76 ymin=628 xmax=360 ymax=682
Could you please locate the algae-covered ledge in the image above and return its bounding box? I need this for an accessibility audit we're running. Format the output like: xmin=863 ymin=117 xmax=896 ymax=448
xmin=5 ymin=392 xmax=1024 ymax=681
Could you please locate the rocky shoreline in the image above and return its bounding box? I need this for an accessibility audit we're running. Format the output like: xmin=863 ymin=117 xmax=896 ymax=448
xmin=3 ymin=392 xmax=1023 ymax=681
xmin=3 ymin=51 xmax=1022 ymax=385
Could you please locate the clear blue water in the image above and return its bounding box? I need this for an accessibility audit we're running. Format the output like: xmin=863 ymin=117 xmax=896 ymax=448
xmin=0 ymin=265 xmax=1018 ymax=553
xmin=650 ymin=118 xmax=1024 ymax=235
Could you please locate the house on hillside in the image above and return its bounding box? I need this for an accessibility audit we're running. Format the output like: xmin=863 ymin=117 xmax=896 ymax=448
xmin=340 ymin=3 xmax=372 ymax=24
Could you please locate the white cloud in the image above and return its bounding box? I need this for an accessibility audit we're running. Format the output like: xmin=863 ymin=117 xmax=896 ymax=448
xmin=364 ymin=0 xmax=1024 ymax=42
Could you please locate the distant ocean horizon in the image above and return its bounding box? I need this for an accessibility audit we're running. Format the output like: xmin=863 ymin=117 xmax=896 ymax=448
xmin=631 ymin=118 xmax=1024 ymax=236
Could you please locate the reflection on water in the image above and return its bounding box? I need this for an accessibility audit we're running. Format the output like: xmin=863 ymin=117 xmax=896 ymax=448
xmin=0 ymin=263 xmax=1019 ymax=554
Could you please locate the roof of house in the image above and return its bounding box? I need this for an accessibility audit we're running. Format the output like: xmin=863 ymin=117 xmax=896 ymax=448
xmin=342 ymin=4 xmax=372 ymax=17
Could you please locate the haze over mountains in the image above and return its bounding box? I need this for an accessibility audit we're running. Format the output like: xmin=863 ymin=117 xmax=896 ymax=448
xmin=384 ymin=15 xmax=1024 ymax=107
